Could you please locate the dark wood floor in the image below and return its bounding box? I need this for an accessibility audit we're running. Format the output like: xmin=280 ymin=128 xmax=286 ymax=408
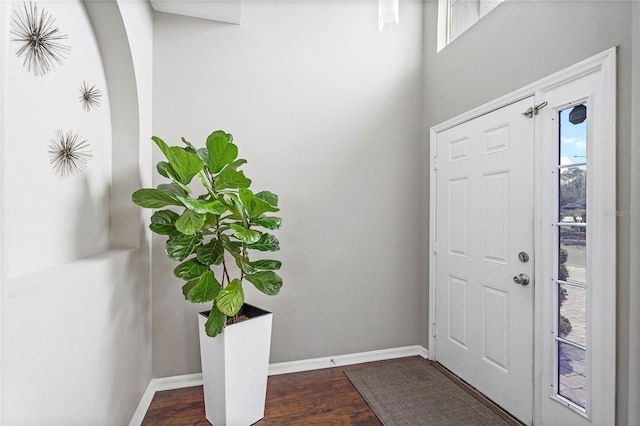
xmin=142 ymin=356 xmax=520 ymax=425
xmin=143 ymin=359 xmax=381 ymax=425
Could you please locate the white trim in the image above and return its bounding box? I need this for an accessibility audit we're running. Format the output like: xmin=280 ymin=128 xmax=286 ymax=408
xmin=269 ymin=345 xmax=429 ymax=376
xmin=535 ymin=48 xmax=617 ymax=426
xmin=428 ymin=47 xmax=617 ymax=426
xmin=436 ymin=0 xmax=448 ymax=52
xmin=128 ymin=373 xmax=203 ymax=426
xmin=0 ymin=0 xmax=7 ymax=421
xmin=128 ymin=381 xmax=156 ymax=426
xmin=152 ymin=373 xmax=204 ymax=392
xmin=428 ymin=128 xmax=438 ymax=358
xmin=128 ymin=346 xmax=429 ymax=425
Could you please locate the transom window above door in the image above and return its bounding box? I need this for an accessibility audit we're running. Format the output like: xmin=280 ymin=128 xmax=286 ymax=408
xmin=437 ymin=0 xmax=503 ymax=51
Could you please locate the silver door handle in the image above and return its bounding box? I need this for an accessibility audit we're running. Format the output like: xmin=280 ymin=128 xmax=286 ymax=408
xmin=513 ymin=273 xmax=530 ymax=286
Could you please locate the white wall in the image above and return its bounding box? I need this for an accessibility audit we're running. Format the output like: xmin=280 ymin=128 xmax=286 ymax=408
xmin=421 ymin=1 xmax=638 ymax=423
xmin=152 ymin=0 xmax=424 ymax=377
xmin=4 ymin=0 xmax=112 ymax=281
xmin=0 ymin=1 xmax=154 ymax=423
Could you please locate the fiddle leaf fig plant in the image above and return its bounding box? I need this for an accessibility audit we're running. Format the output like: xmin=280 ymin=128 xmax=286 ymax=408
xmin=132 ymin=131 xmax=283 ymax=337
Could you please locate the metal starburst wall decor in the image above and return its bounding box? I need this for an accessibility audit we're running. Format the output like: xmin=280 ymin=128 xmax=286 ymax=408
xmin=79 ymin=81 xmax=102 ymax=112
xmin=10 ymin=2 xmax=70 ymax=76
xmin=48 ymin=130 xmax=92 ymax=176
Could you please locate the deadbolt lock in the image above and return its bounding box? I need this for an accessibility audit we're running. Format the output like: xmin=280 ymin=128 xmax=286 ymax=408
xmin=518 ymin=252 xmax=530 ymax=263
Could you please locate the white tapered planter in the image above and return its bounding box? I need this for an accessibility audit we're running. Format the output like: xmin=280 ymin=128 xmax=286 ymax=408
xmin=198 ymin=304 xmax=273 ymax=426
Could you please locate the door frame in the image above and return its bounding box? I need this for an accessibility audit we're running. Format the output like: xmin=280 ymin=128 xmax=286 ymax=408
xmin=428 ymin=47 xmax=616 ymax=425
xmin=0 ymin=0 xmax=7 ymax=420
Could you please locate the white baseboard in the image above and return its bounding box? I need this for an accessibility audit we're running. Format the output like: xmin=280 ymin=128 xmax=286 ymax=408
xmin=152 ymin=372 xmax=203 ymax=391
xmin=268 ymin=345 xmax=430 ymax=376
xmin=128 ymin=380 xmax=156 ymax=426
xmin=128 ymin=345 xmax=429 ymax=425
xmin=128 ymin=373 xmax=203 ymax=426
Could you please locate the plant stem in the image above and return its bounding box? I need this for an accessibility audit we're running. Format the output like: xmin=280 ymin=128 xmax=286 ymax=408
xmin=222 ymin=257 xmax=231 ymax=284
xmin=240 ymin=242 xmax=247 ymax=280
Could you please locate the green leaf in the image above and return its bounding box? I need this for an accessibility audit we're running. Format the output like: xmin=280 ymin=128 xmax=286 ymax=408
xmin=169 ymin=147 xmax=204 ymax=184
xmin=226 ymin=159 xmax=247 ymax=171
xmin=229 ymin=224 xmax=261 ymax=244
xmin=251 ymin=216 xmax=282 ymax=230
xmin=180 ymin=137 xmax=198 ymax=154
xmin=246 ymin=271 xmax=282 ymax=296
xmin=197 ymin=148 xmax=209 ymax=165
xmin=182 ymin=280 xmax=197 ymax=299
xmin=152 ymin=136 xmax=173 ymax=162
xmin=157 ymin=161 xmax=171 ymax=178
xmin=166 ymin=234 xmax=203 ymax=261
xmin=175 ymin=209 xmax=206 ymax=235
xmin=256 ymin=191 xmax=279 ymax=208
xmin=239 ymin=188 xmax=279 ymax=219
xmin=204 ymin=307 xmax=227 ymax=337
xmin=174 ymin=258 xmax=209 ymax=280
xmin=214 ymin=168 xmax=251 ymax=191
xmin=220 ymin=235 xmax=245 ymax=266
xmin=248 ymin=259 xmax=282 ymax=270
xmin=196 ymin=239 xmax=224 ymax=266
xmin=221 ymin=193 xmax=246 ymax=222
xmin=177 ymin=196 xmax=226 ymax=215
xmin=157 ymin=162 xmax=177 ymax=181
xmin=132 ymin=188 xmax=182 ymax=208
xmin=248 ymin=233 xmax=280 ymax=252
xmin=157 ymin=162 xmax=191 ymax=194
xmin=206 ymin=131 xmax=237 ymax=173
xmin=241 ymin=258 xmax=282 ymax=275
xmin=157 ymin=182 xmax=187 ymax=198
xmin=185 ymin=271 xmax=221 ymax=303
xmin=203 ymin=213 xmax=220 ymax=229
xmin=153 ymin=136 xmax=204 ymax=184
xmin=150 ymin=210 xmax=180 ymax=235
xmin=240 ymin=262 xmax=258 ymax=275
xmin=221 ymin=234 xmax=242 ymax=253
xmin=216 ymin=279 xmax=244 ymax=316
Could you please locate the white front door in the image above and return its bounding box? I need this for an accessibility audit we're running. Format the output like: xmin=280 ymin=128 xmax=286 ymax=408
xmin=433 ymin=97 xmax=535 ymax=424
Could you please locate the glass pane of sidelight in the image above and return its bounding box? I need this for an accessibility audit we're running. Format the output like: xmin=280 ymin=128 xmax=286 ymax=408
xmin=558 ymin=226 xmax=587 ymax=284
xmin=559 ymin=166 xmax=586 ymax=222
xmin=557 ymin=283 xmax=586 ymax=347
xmin=559 ymin=103 xmax=587 ymax=165
xmin=555 ymin=103 xmax=589 ymax=412
xmin=558 ymin=341 xmax=588 ymax=408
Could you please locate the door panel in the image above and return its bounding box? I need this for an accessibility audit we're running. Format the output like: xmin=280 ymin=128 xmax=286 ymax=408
xmin=482 ymin=172 xmax=509 ymax=263
xmin=448 ymin=178 xmax=468 ymax=255
xmin=448 ymin=276 xmax=467 ymax=347
xmin=435 ymin=97 xmax=535 ymax=424
xmin=482 ymin=285 xmax=508 ymax=371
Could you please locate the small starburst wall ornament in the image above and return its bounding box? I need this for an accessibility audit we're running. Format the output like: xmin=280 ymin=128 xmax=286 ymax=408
xmin=48 ymin=130 xmax=92 ymax=176
xmin=79 ymin=81 xmax=102 ymax=112
xmin=10 ymin=2 xmax=70 ymax=76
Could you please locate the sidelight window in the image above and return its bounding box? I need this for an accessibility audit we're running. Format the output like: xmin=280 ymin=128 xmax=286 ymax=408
xmin=554 ymin=103 xmax=588 ymax=411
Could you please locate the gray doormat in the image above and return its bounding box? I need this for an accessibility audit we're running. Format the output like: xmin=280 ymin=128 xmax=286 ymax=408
xmin=345 ymin=358 xmax=514 ymax=426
